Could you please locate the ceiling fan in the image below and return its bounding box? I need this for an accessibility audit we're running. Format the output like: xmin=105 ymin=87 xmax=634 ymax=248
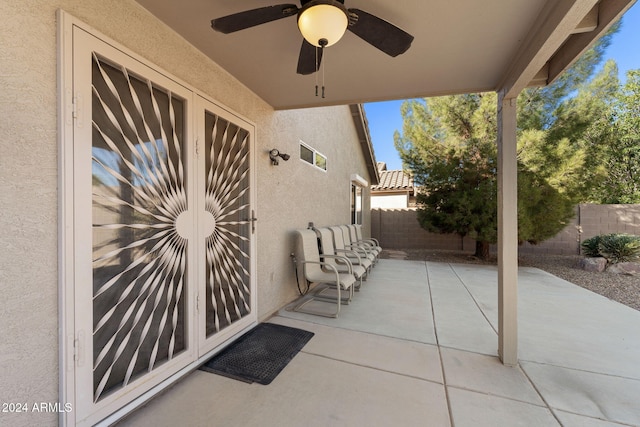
xmin=211 ymin=0 xmax=414 ymax=75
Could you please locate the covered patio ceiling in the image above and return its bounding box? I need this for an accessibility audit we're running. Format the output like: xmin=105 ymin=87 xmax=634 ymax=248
xmin=135 ymin=0 xmax=633 ymax=110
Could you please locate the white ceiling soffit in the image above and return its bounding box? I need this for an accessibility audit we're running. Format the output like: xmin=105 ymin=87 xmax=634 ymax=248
xmin=134 ymin=0 xmax=635 ymax=109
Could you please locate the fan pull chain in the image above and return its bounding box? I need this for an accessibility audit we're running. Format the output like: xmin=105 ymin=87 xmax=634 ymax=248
xmin=315 ymin=46 xmax=319 ymax=97
xmin=322 ymin=47 xmax=325 ymax=98
xmin=315 ymin=38 xmax=328 ymax=98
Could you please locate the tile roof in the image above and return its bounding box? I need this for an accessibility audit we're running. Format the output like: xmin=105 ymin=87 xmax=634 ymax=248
xmin=371 ymin=169 xmax=414 ymax=191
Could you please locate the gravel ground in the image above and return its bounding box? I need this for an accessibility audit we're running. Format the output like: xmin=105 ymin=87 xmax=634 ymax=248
xmin=381 ymin=249 xmax=640 ymax=312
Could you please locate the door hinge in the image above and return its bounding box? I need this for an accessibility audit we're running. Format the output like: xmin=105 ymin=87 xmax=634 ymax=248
xmin=72 ymin=93 xmax=83 ymax=126
xmin=74 ymin=330 xmax=85 ymax=367
xmin=196 ymin=294 xmax=200 ymax=313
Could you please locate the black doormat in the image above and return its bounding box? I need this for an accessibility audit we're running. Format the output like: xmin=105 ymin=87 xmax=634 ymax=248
xmin=200 ymin=323 xmax=314 ymax=385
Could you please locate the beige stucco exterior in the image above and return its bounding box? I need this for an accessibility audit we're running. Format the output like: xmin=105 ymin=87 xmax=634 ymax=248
xmin=0 ymin=1 xmax=374 ymax=425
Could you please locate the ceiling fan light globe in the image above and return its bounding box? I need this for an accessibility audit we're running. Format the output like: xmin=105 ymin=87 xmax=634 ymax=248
xmin=298 ymin=4 xmax=348 ymax=48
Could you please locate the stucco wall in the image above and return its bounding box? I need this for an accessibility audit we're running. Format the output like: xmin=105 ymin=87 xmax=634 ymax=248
xmin=0 ymin=1 xmax=374 ymax=425
xmin=257 ymin=107 xmax=374 ymax=319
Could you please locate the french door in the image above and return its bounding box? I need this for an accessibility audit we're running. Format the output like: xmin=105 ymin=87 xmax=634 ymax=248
xmin=196 ymin=97 xmax=256 ymax=356
xmin=63 ymin=20 xmax=256 ymax=426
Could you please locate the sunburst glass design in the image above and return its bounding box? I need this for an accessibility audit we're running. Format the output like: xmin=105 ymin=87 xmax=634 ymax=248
xmin=91 ymin=54 xmax=187 ymax=402
xmin=203 ymin=112 xmax=252 ymax=337
xmin=89 ymin=54 xmax=252 ymax=402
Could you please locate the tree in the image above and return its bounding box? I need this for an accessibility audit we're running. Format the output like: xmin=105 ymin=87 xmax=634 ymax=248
xmin=594 ymin=69 xmax=640 ymax=203
xmin=396 ymin=94 xmax=498 ymax=258
xmin=396 ymin=95 xmax=585 ymax=259
xmin=394 ymin=31 xmax=618 ymax=259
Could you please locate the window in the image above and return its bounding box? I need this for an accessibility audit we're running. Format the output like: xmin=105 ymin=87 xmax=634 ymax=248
xmin=299 ymin=141 xmax=327 ymax=171
xmin=351 ymin=184 xmax=363 ymax=224
xmin=350 ymin=174 xmax=368 ymax=225
xmin=315 ymin=152 xmax=327 ymax=170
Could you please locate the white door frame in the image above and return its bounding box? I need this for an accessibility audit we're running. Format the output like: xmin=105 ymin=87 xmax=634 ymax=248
xmin=58 ymin=11 xmax=257 ymax=426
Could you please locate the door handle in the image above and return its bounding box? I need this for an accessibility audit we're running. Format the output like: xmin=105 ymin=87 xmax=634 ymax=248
xmin=243 ymin=210 xmax=257 ymax=233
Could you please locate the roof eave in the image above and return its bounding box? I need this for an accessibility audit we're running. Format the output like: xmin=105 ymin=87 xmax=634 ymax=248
xmin=350 ymin=104 xmax=380 ymax=186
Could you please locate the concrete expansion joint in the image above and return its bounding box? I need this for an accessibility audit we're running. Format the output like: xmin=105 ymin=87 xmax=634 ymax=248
xmin=521 ymin=359 xmax=640 ymax=382
xmin=301 ymin=350 xmax=445 ymax=385
xmin=445 ymin=384 xmax=549 ymax=408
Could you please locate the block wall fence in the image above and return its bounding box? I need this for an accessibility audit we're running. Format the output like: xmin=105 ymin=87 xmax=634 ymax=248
xmin=371 ymin=204 xmax=640 ymax=255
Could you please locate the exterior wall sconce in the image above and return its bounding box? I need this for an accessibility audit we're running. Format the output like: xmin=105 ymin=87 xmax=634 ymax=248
xmin=269 ymin=148 xmax=290 ymax=165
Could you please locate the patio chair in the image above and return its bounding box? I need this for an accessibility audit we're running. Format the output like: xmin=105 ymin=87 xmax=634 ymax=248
xmin=293 ymin=229 xmax=356 ymax=318
xmin=338 ymin=225 xmax=377 ymax=266
xmin=328 ymin=226 xmax=373 ymax=272
xmin=348 ymin=224 xmax=382 ymax=259
xmin=316 ymin=227 xmax=367 ymax=290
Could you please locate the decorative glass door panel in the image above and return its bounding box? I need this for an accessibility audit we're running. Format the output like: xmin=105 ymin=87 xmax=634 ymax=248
xmin=91 ymin=54 xmax=189 ymax=402
xmin=198 ymin=99 xmax=256 ymax=355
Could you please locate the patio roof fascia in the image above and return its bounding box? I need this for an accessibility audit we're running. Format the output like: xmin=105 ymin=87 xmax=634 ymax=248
xmin=498 ymin=0 xmax=636 ymax=98
xmin=546 ymin=0 xmax=636 ymax=84
xmin=350 ymin=104 xmax=380 ymax=186
xmin=498 ymin=0 xmax=600 ymax=98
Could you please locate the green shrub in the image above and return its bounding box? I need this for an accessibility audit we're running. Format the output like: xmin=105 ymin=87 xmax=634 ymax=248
xmin=598 ymin=234 xmax=640 ymax=263
xmin=582 ymin=233 xmax=640 ymax=263
xmin=581 ymin=235 xmax=602 ymax=257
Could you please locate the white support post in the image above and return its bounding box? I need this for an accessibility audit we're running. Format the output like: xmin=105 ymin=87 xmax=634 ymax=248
xmin=497 ymin=91 xmax=518 ymax=366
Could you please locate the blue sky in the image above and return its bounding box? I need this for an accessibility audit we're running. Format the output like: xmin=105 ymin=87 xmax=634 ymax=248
xmin=364 ymin=3 xmax=640 ymax=171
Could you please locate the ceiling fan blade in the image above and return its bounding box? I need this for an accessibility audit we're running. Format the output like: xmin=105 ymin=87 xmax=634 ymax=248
xmin=297 ymin=39 xmax=323 ymax=75
xmin=211 ymin=4 xmax=299 ymax=34
xmin=347 ymin=8 xmax=414 ymax=57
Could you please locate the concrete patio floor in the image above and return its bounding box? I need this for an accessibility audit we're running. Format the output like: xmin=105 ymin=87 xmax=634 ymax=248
xmin=118 ymin=259 xmax=640 ymax=427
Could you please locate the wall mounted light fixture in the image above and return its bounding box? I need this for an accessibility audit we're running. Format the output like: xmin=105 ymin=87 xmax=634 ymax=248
xmin=269 ymin=148 xmax=290 ymax=165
